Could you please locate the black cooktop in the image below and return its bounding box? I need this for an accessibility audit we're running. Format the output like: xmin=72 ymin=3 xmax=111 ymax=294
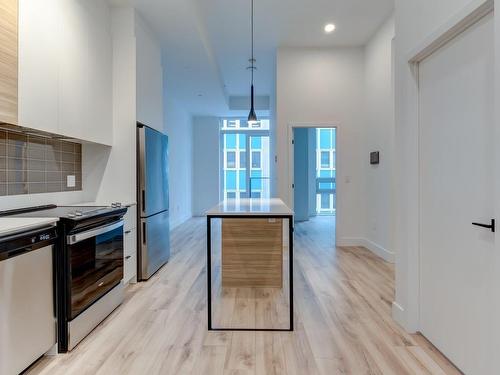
xmin=0 ymin=204 xmax=126 ymax=221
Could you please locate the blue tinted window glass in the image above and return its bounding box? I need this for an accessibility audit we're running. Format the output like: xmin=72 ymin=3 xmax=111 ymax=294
xmin=319 ymin=170 xmax=331 ymax=178
xmin=332 ymin=130 xmax=336 ymax=148
xmin=239 ymin=170 xmax=246 ymax=190
xmin=251 ymin=137 xmax=261 ymax=149
xmin=251 ymin=170 xmax=262 ymax=189
xmin=226 ymin=171 xmax=236 ymax=189
xmin=238 ymin=134 xmax=246 ymax=148
xmin=319 ymin=129 xmax=331 ymax=149
xmin=226 ymin=134 xmax=236 ymax=149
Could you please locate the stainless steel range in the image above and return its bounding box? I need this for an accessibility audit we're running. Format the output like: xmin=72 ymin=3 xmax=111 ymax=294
xmin=0 ymin=204 xmax=128 ymax=352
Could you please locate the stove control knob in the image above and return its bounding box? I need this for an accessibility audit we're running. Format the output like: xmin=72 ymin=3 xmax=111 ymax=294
xmin=75 ymin=211 xmax=83 ymax=216
xmin=68 ymin=213 xmax=76 ymax=218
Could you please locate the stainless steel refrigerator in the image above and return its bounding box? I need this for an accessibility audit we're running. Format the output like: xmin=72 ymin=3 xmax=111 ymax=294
xmin=137 ymin=123 xmax=170 ymax=281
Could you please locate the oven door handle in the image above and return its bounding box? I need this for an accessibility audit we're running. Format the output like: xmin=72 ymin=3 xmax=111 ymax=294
xmin=67 ymin=220 xmax=124 ymax=245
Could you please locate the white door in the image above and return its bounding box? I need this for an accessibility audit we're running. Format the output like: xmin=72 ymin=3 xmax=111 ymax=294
xmin=419 ymin=12 xmax=497 ymax=374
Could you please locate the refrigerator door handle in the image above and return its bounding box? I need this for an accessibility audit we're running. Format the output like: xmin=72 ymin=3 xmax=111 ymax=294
xmin=141 ymin=190 xmax=146 ymax=213
xmin=142 ymin=222 xmax=147 ymax=244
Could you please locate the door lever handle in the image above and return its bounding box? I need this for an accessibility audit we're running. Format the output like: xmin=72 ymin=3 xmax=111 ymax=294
xmin=472 ymin=219 xmax=495 ymax=232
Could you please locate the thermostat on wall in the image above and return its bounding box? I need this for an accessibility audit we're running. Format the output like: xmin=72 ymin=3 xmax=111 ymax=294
xmin=370 ymin=151 xmax=380 ymax=165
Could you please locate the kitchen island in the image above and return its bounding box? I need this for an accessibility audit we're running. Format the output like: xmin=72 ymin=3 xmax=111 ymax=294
xmin=206 ymin=198 xmax=294 ymax=331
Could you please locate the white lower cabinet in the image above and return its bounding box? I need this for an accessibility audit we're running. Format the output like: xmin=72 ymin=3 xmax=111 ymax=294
xmin=123 ymin=210 xmax=137 ymax=284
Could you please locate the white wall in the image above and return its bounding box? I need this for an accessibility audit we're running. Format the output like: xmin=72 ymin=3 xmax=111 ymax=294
xmin=393 ymin=0 xmax=499 ymax=332
xmin=164 ymin=94 xmax=193 ymax=228
xmin=192 ymin=116 xmax=220 ymax=216
xmin=363 ymin=15 xmax=396 ymax=263
xmin=276 ymin=47 xmax=366 ymax=244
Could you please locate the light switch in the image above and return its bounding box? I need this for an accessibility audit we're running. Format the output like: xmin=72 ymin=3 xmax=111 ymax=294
xmin=67 ymin=175 xmax=76 ymax=188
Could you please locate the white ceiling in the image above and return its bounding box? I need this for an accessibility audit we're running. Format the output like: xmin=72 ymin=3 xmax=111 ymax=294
xmin=128 ymin=0 xmax=394 ymax=116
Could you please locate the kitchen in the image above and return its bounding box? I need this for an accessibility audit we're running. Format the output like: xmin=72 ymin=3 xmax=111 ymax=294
xmin=0 ymin=1 xmax=177 ymax=373
xmin=1 ymin=0 xmax=477 ymax=374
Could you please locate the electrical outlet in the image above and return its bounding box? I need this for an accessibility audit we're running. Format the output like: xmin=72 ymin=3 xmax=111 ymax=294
xmin=67 ymin=175 xmax=76 ymax=188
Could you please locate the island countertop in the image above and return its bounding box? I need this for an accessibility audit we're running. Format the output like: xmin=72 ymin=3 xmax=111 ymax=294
xmin=206 ymin=198 xmax=293 ymax=216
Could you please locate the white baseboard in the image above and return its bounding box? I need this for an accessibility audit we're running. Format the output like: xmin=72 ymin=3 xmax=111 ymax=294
xmin=337 ymin=237 xmax=395 ymax=263
xmin=336 ymin=237 xmax=364 ymax=247
xmin=362 ymin=238 xmax=395 ymax=263
xmin=170 ymin=213 xmax=192 ymax=230
xmin=392 ymin=301 xmax=406 ymax=328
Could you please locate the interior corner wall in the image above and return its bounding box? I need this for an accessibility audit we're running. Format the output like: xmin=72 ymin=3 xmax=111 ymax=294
xmin=363 ymin=14 xmax=396 ymax=264
xmin=163 ymin=94 xmax=193 ymax=229
xmin=293 ymin=128 xmax=309 ymax=222
xmin=192 ymin=116 xmax=220 ymax=216
xmin=393 ymin=0 xmax=490 ymax=332
xmin=269 ymin=52 xmax=278 ymax=198
xmin=276 ymin=47 xmax=366 ymax=245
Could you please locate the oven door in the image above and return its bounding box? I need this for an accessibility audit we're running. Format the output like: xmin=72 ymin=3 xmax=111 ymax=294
xmin=67 ymin=220 xmax=124 ymax=320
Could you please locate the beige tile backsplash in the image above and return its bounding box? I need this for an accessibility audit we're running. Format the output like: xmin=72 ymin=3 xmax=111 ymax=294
xmin=0 ymin=130 xmax=82 ymax=196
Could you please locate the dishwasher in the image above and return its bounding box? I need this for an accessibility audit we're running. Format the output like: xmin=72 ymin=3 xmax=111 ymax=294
xmin=0 ymin=224 xmax=58 ymax=375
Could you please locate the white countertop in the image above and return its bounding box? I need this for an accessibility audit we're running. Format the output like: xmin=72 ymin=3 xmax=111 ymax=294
xmin=69 ymin=201 xmax=136 ymax=207
xmin=0 ymin=217 xmax=59 ymax=237
xmin=207 ymin=198 xmax=293 ymax=216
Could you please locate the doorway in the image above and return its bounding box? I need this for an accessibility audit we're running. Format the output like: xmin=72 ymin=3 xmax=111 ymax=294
xmin=291 ymin=126 xmax=337 ymax=240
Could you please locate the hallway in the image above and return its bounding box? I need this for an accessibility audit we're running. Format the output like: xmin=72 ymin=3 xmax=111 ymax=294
xmin=28 ymin=217 xmax=458 ymax=375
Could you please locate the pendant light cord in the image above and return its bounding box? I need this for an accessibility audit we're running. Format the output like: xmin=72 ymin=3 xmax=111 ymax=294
xmin=251 ymin=0 xmax=254 ymax=85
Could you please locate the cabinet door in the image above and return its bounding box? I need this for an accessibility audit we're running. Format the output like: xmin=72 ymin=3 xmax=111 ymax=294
xmin=57 ymin=0 xmax=112 ymax=145
xmin=18 ymin=0 xmax=59 ymax=133
xmin=57 ymin=0 xmax=87 ymax=140
xmin=86 ymin=1 xmax=112 ymax=145
xmin=0 ymin=0 xmax=18 ymax=125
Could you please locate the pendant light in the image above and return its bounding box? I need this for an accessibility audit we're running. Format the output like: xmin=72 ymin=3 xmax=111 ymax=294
xmin=247 ymin=0 xmax=257 ymax=122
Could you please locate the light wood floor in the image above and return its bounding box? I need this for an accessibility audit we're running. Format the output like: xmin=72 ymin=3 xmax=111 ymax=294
xmin=27 ymin=216 xmax=461 ymax=375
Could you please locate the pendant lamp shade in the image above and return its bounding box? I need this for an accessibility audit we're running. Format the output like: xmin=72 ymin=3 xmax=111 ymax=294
xmin=248 ymin=85 xmax=257 ymax=122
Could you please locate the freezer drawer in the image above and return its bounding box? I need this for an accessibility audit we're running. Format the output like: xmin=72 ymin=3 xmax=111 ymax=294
xmin=138 ymin=210 xmax=170 ymax=280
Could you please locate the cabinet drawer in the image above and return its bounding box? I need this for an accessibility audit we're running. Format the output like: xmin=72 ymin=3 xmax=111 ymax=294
xmin=124 ymin=253 xmax=136 ymax=284
xmin=124 ymin=228 xmax=137 ymax=257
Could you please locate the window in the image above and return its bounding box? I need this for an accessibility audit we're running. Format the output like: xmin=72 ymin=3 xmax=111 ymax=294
xmin=239 ymin=151 xmax=246 ymax=168
xmin=227 ymin=151 xmax=236 ymax=168
xmin=316 ymin=128 xmax=336 ymax=214
xmin=225 ymin=134 xmax=236 ymax=149
xmin=238 ymin=170 xmax=246 ymax=190
xmin=251 ymin=151 xmax=261 ymax=168
xmin=226 ymin=170 xmax=236 ymax=190
xmin=221 ymin=119 xmax=271 ymax=200
xmin=221 ymin=118 xmax=270 ymax=130
xmin=320 ymin=151 xmax=330 ymax=168
xmin=321 ymin=193 xmax=330 ymax=209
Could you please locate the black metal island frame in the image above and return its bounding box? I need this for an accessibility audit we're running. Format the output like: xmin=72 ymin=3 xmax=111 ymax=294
xmin=206 ymin=198 xmax=294 ymax=332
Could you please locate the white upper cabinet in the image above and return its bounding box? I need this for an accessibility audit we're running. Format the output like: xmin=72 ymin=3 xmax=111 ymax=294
xmin=18 ymin=0 xmax=59 ymax=134
xmin=18 ymin=0 xmax=113 ymax=145
xmin=85 ymin=2 xmax=112 ymax=145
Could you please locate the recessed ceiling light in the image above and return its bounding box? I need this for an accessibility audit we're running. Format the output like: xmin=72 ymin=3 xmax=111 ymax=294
xmin=324 ymin=23 xmax=336 ymax=33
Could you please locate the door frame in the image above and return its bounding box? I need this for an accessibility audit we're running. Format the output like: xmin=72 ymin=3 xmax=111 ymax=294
xmin=398 ymin=0 xmax=495 ymax=332
xmin=287 ymin=123 xmax=339 ymax=242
